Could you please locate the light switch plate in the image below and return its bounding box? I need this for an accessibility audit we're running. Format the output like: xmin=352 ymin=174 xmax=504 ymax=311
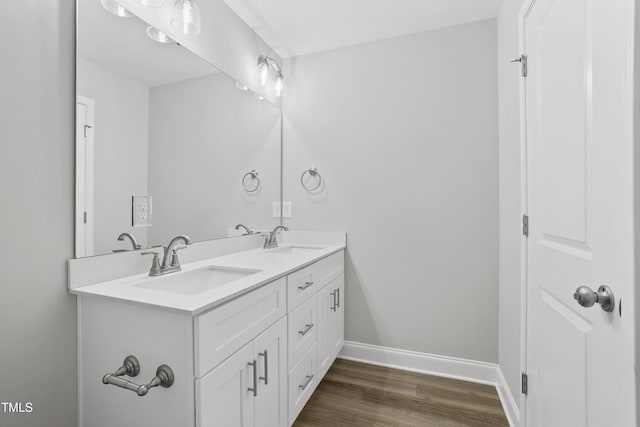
xmin=272 ymin=202 xmax=281 ymax=218
xmin=132 ymin=195 xmax=152 ymax=227
xmin=282 ymin=201 xmax=292 ymax=218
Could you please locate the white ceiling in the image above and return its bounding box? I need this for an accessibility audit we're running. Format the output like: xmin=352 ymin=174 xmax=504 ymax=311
xmin=223 ymin=0 xmax=501 ymax=58
xmin=78 ymin=0 xmax=217 ymax=87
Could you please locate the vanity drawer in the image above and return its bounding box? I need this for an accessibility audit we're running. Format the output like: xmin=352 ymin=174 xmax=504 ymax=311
xmin=288 ymin=295 xmax=317 ymax=370
xmin=287 ymin=265 xmax=316 ymax=311
xmin=288 ymin=343 xmax=317 ymax=425
xmin=314 ymin=251 xmax=344 ymax=289
xmin=195 ymin=278 xmax=286 ymax=377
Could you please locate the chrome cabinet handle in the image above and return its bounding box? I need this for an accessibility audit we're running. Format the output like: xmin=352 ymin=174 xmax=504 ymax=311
xmin=336 ymin=288 xmax=340 ymax=308
xmin=298 ymin=374 xmax=314 ymax=390
xmin=102 ymin=356 xmax=174 ymax=397
xmin=247 ymin=360 xmax=258 ymax=396
xmin=298 ymin=323 xmax=314 ymax=336
xmin=330 ymin=291 xmax=336 ymax=312
xmin=298 ymin=281 xmax=314 ymax=291
xmin=259 ymin=350 xmax=268 ymax=385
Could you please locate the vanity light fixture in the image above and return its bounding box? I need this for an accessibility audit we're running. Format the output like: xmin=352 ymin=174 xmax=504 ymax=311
xmin=101 ymin=0 xmax=134 ymax=17
xmin=171 ymin=0 xmax=201 ymax=36
xmin=257 ymin=55 xmax=285 ymax=98
xmin=146 ymin=26 xmax=175 ymax=43
xmin=140 ymin=0 xmax=164 ymax=6
xmin=235 ymin=81 xmax=249 ymax=91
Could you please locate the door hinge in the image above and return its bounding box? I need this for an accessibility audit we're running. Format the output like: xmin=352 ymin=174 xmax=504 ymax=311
xmin=521 ymin=372 xmax=528 ymax=394
xmin=511 ymin=54 xmax=527 ymax=77
xmin=83 ymin=211 xmax=87 ymax=224
xmin=522 ymin=214 xmax=529 ymax=237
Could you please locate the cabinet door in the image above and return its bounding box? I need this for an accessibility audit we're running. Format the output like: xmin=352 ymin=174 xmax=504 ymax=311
xmin=316 ymin=283 xmax=333 ymax=380
xmin=328 ymin=275 xmax=345 ymax=360
xmin=253 ymin=318 xmax=287 ymax=427
xmin=196 ymin=342 xmax=254 ymax=427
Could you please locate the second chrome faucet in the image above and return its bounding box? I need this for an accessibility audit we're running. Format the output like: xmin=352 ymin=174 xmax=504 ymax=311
xmin=141 ymin=235 xmax=193 ymax=276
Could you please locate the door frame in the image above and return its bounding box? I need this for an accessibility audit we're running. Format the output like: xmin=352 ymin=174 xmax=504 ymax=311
xmin=76 ymin=95 xmax=95 ymax=258
xmin=517 ymin=2 xmax=535 ymax=426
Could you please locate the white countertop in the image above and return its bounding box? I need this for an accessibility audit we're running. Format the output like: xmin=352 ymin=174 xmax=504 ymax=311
xmin=70 ymin=243 xmax=345 ymax=315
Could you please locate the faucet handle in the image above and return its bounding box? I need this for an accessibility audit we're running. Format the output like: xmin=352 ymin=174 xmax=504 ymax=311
xmin=170 ymin=245 xmax=188 ymax=267
xmin=141 ymin=251 xmax=162 ymax=276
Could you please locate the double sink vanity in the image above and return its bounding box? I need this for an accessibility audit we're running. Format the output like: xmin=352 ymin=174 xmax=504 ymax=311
xmin=70 ymin=232 xmax=345 ymax=427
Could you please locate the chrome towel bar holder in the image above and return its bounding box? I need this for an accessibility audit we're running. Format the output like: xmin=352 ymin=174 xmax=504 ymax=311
xmin=102 ymin=355 xmax=174 ymax=397
xmin=242 ymin=170 xmax=261 ymax=193
xmin=300 ymin=167 xmax=322 ymax=192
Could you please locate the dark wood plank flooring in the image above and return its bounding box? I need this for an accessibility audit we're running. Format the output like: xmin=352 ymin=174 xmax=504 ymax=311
xmin=294 ymin=359 xmax=509 ymax=427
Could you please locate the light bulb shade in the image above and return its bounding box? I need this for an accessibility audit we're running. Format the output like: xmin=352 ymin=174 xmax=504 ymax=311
xmin=273 ymin=73 xmax=284 ymax=97
xmin=146 ymin=26 xmax=175 ymax=43
xmin=101 ymin=0 xmax=134 ymax=17
xmin=258 ymin=58 xmax=269 ymax=87
xmin=171 ymin=0 xmax=201 ymax=35
xmin=140 ymin=0 xmax=164 ymax=6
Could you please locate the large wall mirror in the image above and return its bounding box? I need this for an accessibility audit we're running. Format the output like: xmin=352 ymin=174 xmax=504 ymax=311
xmin=75 ymin=0 xmax=282 ymax=258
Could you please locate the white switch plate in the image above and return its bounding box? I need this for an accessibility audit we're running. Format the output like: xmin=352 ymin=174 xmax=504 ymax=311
xmin=132 ymin=195 xmax=152 ymax=227
xmin=282 ymin=201 xmax=292 ymax=218
xmin=272 ymin=202 xmax=281 ymax=217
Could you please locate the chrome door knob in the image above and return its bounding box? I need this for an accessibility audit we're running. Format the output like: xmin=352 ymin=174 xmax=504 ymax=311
xmin=573 ymin=285 xmax=615 ymax=312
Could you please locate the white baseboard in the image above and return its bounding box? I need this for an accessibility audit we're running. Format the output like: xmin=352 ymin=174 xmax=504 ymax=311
xmin=496 ymin=366 xmax=520 ymax=427
xmin=338 ymin=341 xmax=519 ymax=427
xmin=338 ymin=341 xmax=498 ymax=385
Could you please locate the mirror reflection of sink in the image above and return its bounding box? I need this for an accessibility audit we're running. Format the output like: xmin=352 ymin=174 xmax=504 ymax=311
xmin=133 ymin=267 xmax=260 ymax=295
xmin=265 ymin=245 xmax=326 ymax=255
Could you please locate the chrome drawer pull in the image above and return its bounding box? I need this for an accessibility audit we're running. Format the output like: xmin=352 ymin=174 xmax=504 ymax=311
xmin=247 ymin=360 xmax=258 ymax=397
xmin=298 ymin=323 xmax=314 ymax=336
xmin=259 ymin=350 xmax=268 ymax=385
xmin=298 ymin=374 xmax=314 ymax=390
xmin=298 ymin=281 xmax=314 ymax=291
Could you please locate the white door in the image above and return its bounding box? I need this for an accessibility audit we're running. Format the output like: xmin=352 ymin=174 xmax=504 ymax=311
xmin=253 ymin=318 xmax=287 ymax=427
xmin=316 ymin=283 xmax=333 ymax=379
xmin=76 ymin=96 xmax=95 ymax=257
xmin=196 ymin=342 xmax=254 ymax=427
xmin=523 ymin=0 xmax=636 ymax=426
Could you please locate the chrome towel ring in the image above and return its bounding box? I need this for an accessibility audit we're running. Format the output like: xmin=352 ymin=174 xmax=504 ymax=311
xmin=242 ymin=170 xmax=260 ymax=193
xmin=300 ymin=167 xmax=322 ymax=192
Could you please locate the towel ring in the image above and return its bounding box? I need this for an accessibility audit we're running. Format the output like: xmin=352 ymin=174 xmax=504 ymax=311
xmin=242 ymin=170 xmax=260 ymax=193
xmin=300 ymin=167 xmax=322 ymax=192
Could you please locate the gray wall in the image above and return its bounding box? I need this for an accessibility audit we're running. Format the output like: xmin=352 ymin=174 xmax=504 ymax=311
xmin=282 ymin=19 xmax=499 ymax=362
xmin=148 ymin=73 xmax=281 ymax=244
xmin=0 ymin=1 xmax=77 ymax=426
xmin=77 ymin=58 xmax=150 ymax=255
xmin=497 ymin=0 xmax=526 ymax=407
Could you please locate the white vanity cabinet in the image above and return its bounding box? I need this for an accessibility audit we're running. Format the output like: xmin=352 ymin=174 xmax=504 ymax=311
xmin=77 ymin=249 xmax=344 ymax=427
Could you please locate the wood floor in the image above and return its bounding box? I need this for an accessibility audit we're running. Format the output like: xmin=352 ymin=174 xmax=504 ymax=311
xmin=294 ymin=359 xmax=509 ymax=427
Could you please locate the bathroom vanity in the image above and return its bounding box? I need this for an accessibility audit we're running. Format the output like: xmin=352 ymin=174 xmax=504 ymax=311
xmin=70 ymin=235 xmax=345 ymax=427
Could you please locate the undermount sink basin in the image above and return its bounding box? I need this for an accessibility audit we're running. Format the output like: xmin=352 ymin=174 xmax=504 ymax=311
xmin=265 ymin=245 xmax=326 ymax=255
xmin=133 ymin=266 xmax=260 ymax=295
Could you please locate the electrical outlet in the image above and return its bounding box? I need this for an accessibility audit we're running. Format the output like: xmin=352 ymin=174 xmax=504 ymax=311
xmin=132 ymin=195 xmax=152 ymax=227
xmin=282 ymin=201 xmax=292 ymax=218
xmin=272 ymin=201 xmax=281 ymax=217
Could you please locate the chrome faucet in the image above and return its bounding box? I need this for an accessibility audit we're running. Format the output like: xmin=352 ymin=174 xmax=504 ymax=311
xmin=263 ymin=225 xmax=288 ymax=249
xmin=235 ymin=224 xmax=253 ymax=235
xmin=117 ymin=232 xmax=141 ymax=250
xmin=141 ymin=235 xmax=193 ymax=276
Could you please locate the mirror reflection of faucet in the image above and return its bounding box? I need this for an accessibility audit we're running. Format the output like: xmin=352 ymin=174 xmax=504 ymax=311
xmin=235 ymin=224 xmax=255 ymax=235
xmin=112 ymin=232 xmax=142 ymax=253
